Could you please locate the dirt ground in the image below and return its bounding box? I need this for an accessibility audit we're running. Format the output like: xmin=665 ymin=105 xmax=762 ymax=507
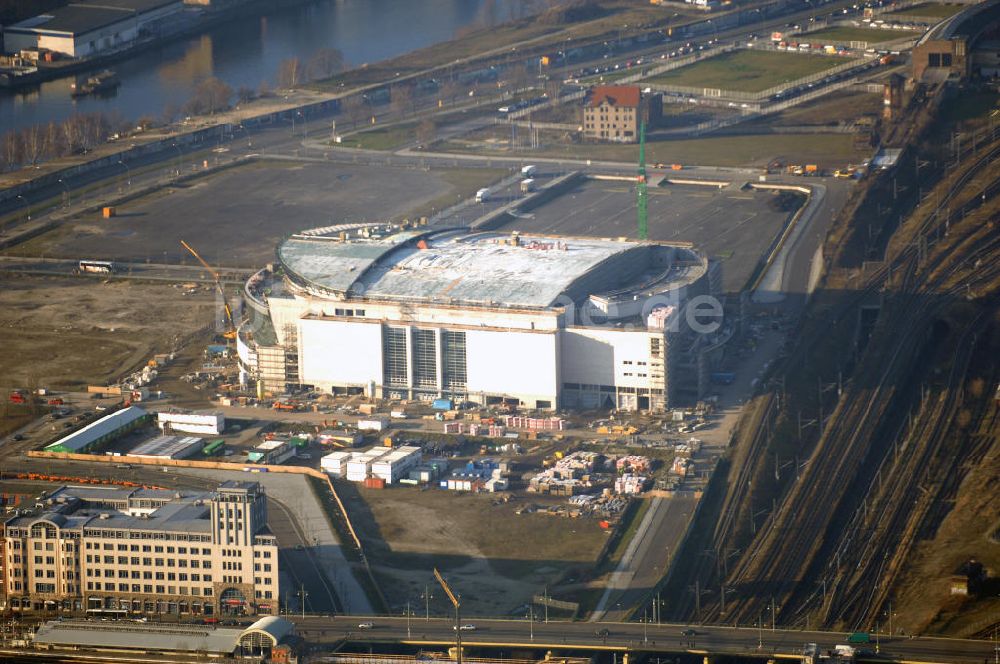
xmin=0 ymin=275 xmax=215 ymax=390
xmin=341 ymin=484 xmax=609 ymax=617
xmin=889 ymin=425 xmax=1000 ymax=637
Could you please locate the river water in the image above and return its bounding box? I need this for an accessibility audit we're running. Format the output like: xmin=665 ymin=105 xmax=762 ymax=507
xmin=0 ymin=0 xmax=513 ymax=132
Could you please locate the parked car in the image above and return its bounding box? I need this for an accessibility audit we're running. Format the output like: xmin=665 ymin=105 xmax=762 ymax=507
xmin=358 ymin=621 xmax=375 ymax=629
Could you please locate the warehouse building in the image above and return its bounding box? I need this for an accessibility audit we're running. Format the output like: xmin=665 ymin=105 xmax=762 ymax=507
xmin=44 ymin=406 xmax=150 ymax=454
xmin=247 ymin=439 xmax=296 ymax=465
xmin=1 ymin=482 xmax=278 ymax=616
xmin=127 ymin=434 xmax=204 ymax=460
xmin=3 ymin=0 xmax=183 ymax=57
xmin=157 ymin=410 xmax=225 ymax=435
xmin=239 ymin=225 xmax=725 ymax=411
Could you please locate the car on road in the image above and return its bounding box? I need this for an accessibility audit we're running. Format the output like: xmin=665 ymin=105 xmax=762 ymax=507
xmin=358 ymin=621 xmax=375 ymax=629
xmin=454 ymin=624 xmax=477 ymax=631
xmin=681 ymin=628 xmax=697 ymax=636
xmin=12 ymin=434 xmax=23 ymax=441
xmin=595 ymin=628 xmax=610 ymax=637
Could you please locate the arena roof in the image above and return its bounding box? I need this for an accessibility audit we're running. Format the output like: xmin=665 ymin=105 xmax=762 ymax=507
xmin=279 ymin=229 xmax=652 ymax=308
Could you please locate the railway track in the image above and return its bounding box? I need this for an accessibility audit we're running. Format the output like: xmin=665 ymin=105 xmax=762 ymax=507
xmin=698 ymin=133 xmax=1000 ymax=627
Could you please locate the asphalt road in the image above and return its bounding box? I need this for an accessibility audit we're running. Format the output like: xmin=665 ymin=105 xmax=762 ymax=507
xmin=291 ymin=615 xmax=998 ymax=663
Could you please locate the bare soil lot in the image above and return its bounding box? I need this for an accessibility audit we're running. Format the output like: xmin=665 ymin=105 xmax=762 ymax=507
xmin=341 ymin=483 xmax=608 ymax=617
xmin=0 ymin=275 xmax=214 ymax=390
xmin=16 ymin=160 xmax=509 ymax=267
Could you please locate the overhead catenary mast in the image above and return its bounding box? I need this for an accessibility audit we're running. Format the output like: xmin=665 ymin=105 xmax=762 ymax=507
xmin=637 ymin=120 xmax=648 ymax=241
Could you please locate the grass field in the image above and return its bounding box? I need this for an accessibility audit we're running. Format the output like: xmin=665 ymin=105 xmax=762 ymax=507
xmin=643 ymin=50 xmax=846 ymax=93
xmin=890 ymin=2 xmax=965 ymax=18
xmin=801 ymin=26 xmax=921 ymax=44
xmin=335 ymin=122 xmax=419 ymax=151
xmin=437 ymin=128 xmax=866 ymax=168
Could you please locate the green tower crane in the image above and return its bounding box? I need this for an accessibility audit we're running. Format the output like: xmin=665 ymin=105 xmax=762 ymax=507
xmin=637 ymin=120 xmax=648 ymax=241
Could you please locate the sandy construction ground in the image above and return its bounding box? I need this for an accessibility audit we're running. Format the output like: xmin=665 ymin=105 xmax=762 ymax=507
xmin=340 ymin=483 xmax=609 ymax=617
xmin=0 ymin=275 xmax=215 ymax=390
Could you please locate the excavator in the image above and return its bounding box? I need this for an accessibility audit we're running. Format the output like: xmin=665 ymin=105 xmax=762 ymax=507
xmin=180 ymin=240 xmax=237 ymax=340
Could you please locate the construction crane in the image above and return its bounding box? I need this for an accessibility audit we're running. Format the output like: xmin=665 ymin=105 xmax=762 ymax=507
xmin=434 ymin=568 xmax=462 ymax=664
xmin=637 ymin=120 xmax=648 ymax=241
xmin=180 ymin=240 xmax=237 ymax=340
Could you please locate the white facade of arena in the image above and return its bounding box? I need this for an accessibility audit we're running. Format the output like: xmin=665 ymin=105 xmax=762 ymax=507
xmin=239 ymin=226 xmax=726 ymax=412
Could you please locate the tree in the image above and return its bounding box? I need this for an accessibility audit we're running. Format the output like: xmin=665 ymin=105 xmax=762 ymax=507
xmin=391 ymin=83 xmax=415 ymax=118
xmin=307 ymin=48 xmax=345 ymax=82
xmin=1 ymin=131 xmax=21 ymax=172
xmin=258 ymin=79 xmax=273 ymax=98
xmin=20 ymin=124 xmax=46 ymax=165
xmin=236 ymin=85 xmax=255 ymax=106
xmin=44 ymin=122 xmax=63 ymax=159
xmin=61 ymin=116 xmax=83 ymax=155
xmin=187 ymin=77 xmax=232 ymax=116
xmin=544 ymin=78 xmax=561 ymax=101
xmin=441 ymin=78 xmax=461 ymax=106
xmin=343 ymin=94 xmax=366 ymax=129
xmin=277 ymin=57 xmax=303 ymax=90
xmin=415 ymin=119 xmax=436 ymax=146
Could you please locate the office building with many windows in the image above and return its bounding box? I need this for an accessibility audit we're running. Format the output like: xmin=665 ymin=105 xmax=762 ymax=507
xmin=1 ymin=481 xmax=278 ymax=616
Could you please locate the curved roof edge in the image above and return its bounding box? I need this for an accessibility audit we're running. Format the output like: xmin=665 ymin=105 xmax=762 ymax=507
xmin=241 ymin=616 xmax=294 ymax=644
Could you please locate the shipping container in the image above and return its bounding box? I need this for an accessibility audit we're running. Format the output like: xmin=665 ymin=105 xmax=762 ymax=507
xmin=363 ymin=477 xmax=386 ymax=489
xmin=432 ymin=398 xmax=454 ymax=411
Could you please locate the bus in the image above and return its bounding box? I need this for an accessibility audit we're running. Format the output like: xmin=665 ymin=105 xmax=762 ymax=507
xmin=78 ymin=260 xmax=118 ymax=274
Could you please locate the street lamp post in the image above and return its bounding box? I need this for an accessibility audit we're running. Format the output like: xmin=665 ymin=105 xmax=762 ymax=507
xmin=406 ymin=602 xmax=411 ymax=639
xmin=15 ymin=194 xmax=30 ymax=223
xmin=57 ymin=179 xmax=70 ymax=207
xmin=118 ymin=160 xmax=131 ymax=190
xmin=528 ymin=605 xmax=534 ymax=641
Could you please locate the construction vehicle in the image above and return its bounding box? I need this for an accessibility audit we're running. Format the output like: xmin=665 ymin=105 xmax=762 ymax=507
xmin=834 ymin=166 xmax=857 ymax=179
xmin=180 ymin=240 xmax=237 ymax=340
xmin=272 ymin=401 xmax=298 ymax=411
xmin=9 ymin=390 xmax=26 ymax=404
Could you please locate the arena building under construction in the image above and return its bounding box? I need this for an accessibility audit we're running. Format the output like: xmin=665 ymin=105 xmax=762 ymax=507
xmin=238 ymin=224 xmax=729 ymax=411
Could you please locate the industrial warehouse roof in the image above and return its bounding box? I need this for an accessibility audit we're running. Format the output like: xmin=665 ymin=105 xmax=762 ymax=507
xmin=8 ymin=0 xmax=180 ymax=35
xmin=45 ymin=406 xmax=148 ymax=453
xmin=33 ymin=620 xmax=244 ymax=654
xmin=128 ymin=434 xmax=203 ymax=458
xmin=9 ymin=6 xmax=136 ymax=35
xmin=279 ymin=229 xmax=646 ymax=308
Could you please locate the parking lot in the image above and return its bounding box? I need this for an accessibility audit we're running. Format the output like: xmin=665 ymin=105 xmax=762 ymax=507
xmin=16 ymin=159 xmax=503 ymax=267
xmin=491 ymin=177 xmax=797 ymax=293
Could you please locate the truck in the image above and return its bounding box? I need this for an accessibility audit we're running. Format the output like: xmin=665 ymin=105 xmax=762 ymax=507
xmin=521 ymin=164 xmax=537 ymax=178
xmin=846 ymin=632 xmax=870 ymax=644
xmin=520 ymin=178 xmax=536 ymax=194
xmin=475 ymin=188 xmax=491 ymax=203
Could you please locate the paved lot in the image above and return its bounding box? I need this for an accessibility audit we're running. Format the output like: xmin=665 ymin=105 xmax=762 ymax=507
xmin=491 ymin=178 xmax=793 ymax=293
xmin=17 ymin=160 xmax=468 ymax=267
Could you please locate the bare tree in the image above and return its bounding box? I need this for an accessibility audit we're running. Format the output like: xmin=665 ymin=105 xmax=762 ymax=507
xmin=162 ymin=102 xmax=180 ymax=126
xmin=343 ymin=94 xmax=366 ymax=129
xmin=62 ymin=116 xmax=83 ymax=155
xmin=508 ymin=63 xmax=530 ymax=92
xmin=184 ymin=77 xmax=232 ymax=116
xmin=44 ymin=122 xmax=63 ymax=159
xmin=1 ymin=131 xmax=21 ymax=172
xmin=307 ymin=48 xmax=345 ymax=82
xmin=277 ymin=57 xmax=303 ymax=90
xmin=236 ymin=86 xmax=255 ymax=105
xmin=258 ymin=79 xmax=273 ymax=98
xmin=440 ymin=78 xmax=461 ymax=106
xmin=544 ymin=78 xmax=561 ymax=101
xmin=20 ymin=124 xmax=46 ymax=165
xmin=415 ymin=119 xmax=436 ymax=146
xmin=391 ymin=83 xmax=415 ymax=118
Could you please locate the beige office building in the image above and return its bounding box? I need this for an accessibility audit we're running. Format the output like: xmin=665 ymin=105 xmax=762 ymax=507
xmin=1 ymin=481 xmax=279 ymax=616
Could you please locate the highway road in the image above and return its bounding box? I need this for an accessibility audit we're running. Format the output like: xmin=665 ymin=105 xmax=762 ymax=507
xmin=0 ymin=256 xmax=249 ymax=283
xmin=290 ymin=615 xmax=998 ymax=663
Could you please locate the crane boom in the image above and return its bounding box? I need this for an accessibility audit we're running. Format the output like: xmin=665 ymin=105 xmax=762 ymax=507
xmin=180 ymin=240 xmax=236 ymax=338
xmin=433 ymin=568 xmax=462 ymax=664
xmin=433 ymin=568 xmax=460 ymax=608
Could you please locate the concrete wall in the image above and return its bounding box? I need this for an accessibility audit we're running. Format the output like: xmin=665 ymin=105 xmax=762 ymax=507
xmin=298 ymin=317 xmax=383 ymax=390
xmin=465 ymin=328 xmax=558 ymax=407
xmin=560 ymin=327 xmax=661 ymax=390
